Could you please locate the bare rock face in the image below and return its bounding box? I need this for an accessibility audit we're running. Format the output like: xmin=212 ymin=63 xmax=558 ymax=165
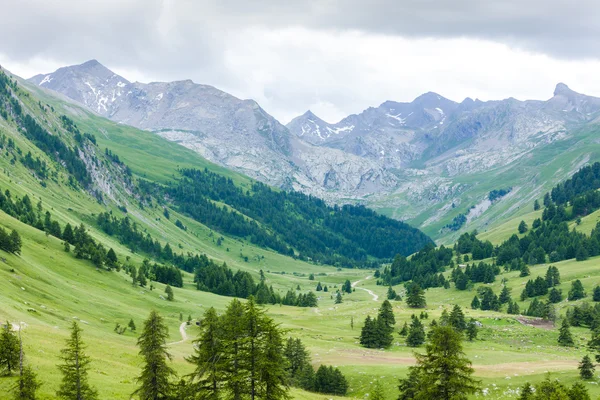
xmin=30 ymin=62 xmax=600 ymax=238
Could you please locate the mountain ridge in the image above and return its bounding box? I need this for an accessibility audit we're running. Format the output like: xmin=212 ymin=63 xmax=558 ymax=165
xmin=26 ymin=60 xmax=600 ymax=242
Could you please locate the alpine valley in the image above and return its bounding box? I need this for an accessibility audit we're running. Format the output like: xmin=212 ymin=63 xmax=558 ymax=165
xmin=30 ymin=60 xmax=600 ymax=242
xmin=5 ymin=55 xmax=600 ymax=400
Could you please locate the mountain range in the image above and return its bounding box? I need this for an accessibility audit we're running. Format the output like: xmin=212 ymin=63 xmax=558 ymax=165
xmin=28 ymin=60 xmax=600 ymax=241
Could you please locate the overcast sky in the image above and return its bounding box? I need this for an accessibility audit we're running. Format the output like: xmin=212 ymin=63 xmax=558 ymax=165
xmin=2 ymin=0 xmax=600 ymax=124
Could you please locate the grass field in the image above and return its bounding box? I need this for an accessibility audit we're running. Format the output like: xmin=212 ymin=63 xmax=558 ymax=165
xmin=4 ymin=199 xmax=600 ymax=399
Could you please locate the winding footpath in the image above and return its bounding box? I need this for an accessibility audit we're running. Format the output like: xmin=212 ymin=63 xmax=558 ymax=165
xmin=168 ymin=322 xmax=189 ymax=345
xmin=351 ymin=275 xmax=379 ymax=301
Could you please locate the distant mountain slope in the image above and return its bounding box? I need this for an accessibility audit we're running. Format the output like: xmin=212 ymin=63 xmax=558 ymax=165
xmin=4 ymin=66 xmax=434 ymax=267
xmin=29 ymin=61 xmax=600 ymax=242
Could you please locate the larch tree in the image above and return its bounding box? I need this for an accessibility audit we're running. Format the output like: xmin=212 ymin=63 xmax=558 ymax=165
xmin=0 ymin=322 xmax=20 ymax=375
xmin=186 ymin=307 xmax=224 ymax=400
xmin=558 ymin=319 xmax=574 ymax=347
xmin=399 ymin=325 xmax=480 ymax=400
xmin=221 ymin=299 xmax=247 ymax=400
xmin=579 ymin=355 xmax=595 ymax=380
xmin=56 ymin=322 xmax=98 ymax=400
xmin=133 ymin=311 xmax=176 ymax=400
xmin=13 ymin=330 xmax=41 ymax=400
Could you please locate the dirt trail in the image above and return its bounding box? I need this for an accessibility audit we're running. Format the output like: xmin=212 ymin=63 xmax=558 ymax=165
xmin=168 ymin=322 xmax=189 ymax=345
xmin=352 ymin=276 xmax=379 ymax=301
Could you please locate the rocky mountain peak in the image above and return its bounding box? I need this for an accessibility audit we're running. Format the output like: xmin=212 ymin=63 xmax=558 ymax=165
xmin=554 ymin=82 xmax=574 ymax=97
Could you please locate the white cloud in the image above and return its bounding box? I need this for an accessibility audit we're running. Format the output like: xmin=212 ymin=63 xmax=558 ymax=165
xmin=3 ymin=2 xmax=600 ymax=124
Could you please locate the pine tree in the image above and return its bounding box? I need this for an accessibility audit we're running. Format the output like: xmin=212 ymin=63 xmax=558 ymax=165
xmin=399 ymin=326 xmax=479 ymax=399
xmin=0 ymin=322 xmax=20 ymax=375
xmin=569 ymin=382 xmax=591 ymax=400
xmin=370 ymin=381 xmax=385 ymax=400
xmin=335 ymin=292 xmax=342 ymax=304
xmin=579 ymin=355 xmax=595 ymax=380
xmin=258 ymin=320 xmax=290 ymax=400
xmin=106 ymin=248 xmax=118 ymax=266
xmin=470 ymin=296 xmax=480 ymax=310
xmin=449 ymin=305 xmax=466 ymax=332
xmin=534 ymin=199 xmax=540 ymax=211
xmin=283 ymin=338 xmax=311 ymax=385
xmin=387 ymin=286 xmax=398 ymax=300
xmin=378 ymin=300 xmax=396 ymax=328
xmin=165 ymin=285 xmax=174 ymax=301
xmin=520 ymin=264 xmax=531 ymax=277
xmin=315 ymin=282 xmax=322 ymax=291
xmin=405 ymin=283 xmax=426 ymax=308
xmin=518 ymin=220 xmax=528 ymax=234
xmin=56 ymin=322 xmax=98 ymax=400
xmin=569 ymin=280 xmax=585 ymax=301
xmin=406 ymin=316 xmax=425 ymax=347
xmin=466 ymin=319 xmax=478 ymax=341
xmin=63 ymin=223 xmax=75 ymax=244
xmin=594 ymin=286 xmax=600 ymax=302
xmin=498 ymin=286 xmax=511 ymax=304
xmin=549 ymin=288 xmax=563 ymax=303
xmin=12 ymin=329 xmax=41 ymax=400
xmin=342 ymin=280 xmax=352 ymax=294
xmin=187 ymin=307 xmax=224 ymax=399
xmin=128 ymin=319 xmax=136 ymax=332
xmin=8 ymin=230 xmax=22 ymax=255
xmin=518 ymin=382 xmax=534 ymax=400
xmin=399 ymin=322 xmax=408 ymax=336
xmin=558 ymin=319 xmax=574 ymax=347
xmin=359 ymin=316 xmax=378 ymax=348
xmin=221 ymin=299 xmax=248 ymax=400
xmin=13 ymin=366 xmax=40 ymax=400
xmin=242 ymin=297 xmax=287 ymax=400
xmin=133 ymin=311 xmax=176 ymax=400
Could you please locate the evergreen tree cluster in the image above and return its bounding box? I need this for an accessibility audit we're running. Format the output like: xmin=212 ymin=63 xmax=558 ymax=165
xmin=145 ymin=167 xmax=433 ymax=266
xmin=456 ymin=232 xmax=494 ymax=260
xmin=381 ymin=245 xmax=452 ymax=288
xmin=518 ymin=377 xmax=590 ymax=400
xmin=470 ymin=287 xmax=500 ymax=311
xmin=451 ymin=261 xmax=500 ymax=290
xmin=525 ymin=298 xmax=556 ymax=320
xmin=520 ymin=266 xmax=560 ymax=300
xmin=281 ymin=290 xmax=318 ymax=307
xmin=359 ymin=300 xmax=396 ymax=349
xmin=0 ymin=226 xmax=21 ymax=255
xmin=186 ymin=297 xmax=335 ymax=400
xmin=0 ymin=186 xmax=117 ymax=267
xmin=488 ymin=188 xmax=512 ymax=202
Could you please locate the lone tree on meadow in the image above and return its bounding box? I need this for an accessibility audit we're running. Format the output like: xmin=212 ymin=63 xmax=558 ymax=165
xmin=406 ymin=315 xmax=425 ymax=347
xmin=568 ymin=280 xmax=585 ymax=301
xmin=0 ymin=322 xmax=20 ymax=375
xmin=165 ymin=285 xmax=174 ymax=301
xmin=399 ymin=325 xmax=480 ymax=400
xmin=405 ymin=283 xmax=426 ymax=308
xmin=335 ymin=292 xmax=343 ymax=304
xmin=56 ymin=322 xmax=98 ymax=400
xmin=133 ymin=311 xmax=176 ymax=400
xmin=579 ymin=355 xmax=595 ymax=380
xmin=342 ymin=280 xmax=352 ymax=294
xmin=466 ymin=319 xmax=478 ymax=341
xmin=558 ymin=319 xmax=574 ymax=347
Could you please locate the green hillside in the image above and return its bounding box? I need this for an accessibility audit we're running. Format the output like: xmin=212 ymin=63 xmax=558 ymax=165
xmin=3 ymin=66 xmax=600 ymax=400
